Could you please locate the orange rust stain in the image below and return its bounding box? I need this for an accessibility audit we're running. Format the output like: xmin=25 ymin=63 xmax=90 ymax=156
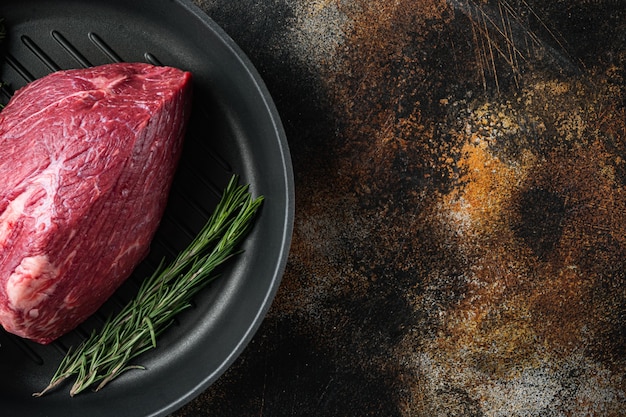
xmin=442 ymin=137 xmax=531 ymax=235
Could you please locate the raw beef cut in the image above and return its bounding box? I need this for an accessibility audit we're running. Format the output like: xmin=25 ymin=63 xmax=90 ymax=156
xmin=0 ymin=62 xmax=192 ymax=344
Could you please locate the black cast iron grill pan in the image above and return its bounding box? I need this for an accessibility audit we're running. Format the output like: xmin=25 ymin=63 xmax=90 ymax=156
xmin=0 ymin=1 xmax=294 ymax=416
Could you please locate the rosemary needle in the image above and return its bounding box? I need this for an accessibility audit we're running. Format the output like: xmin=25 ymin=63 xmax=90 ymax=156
xmin=34 ymin=175 xmax=263 ymax=397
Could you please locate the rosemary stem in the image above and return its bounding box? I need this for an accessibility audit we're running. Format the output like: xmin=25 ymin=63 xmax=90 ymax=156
xmin=34 ymin=175 xmax=263 ymax=397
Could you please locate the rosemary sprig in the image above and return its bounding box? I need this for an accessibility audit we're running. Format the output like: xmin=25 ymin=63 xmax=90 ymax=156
xmin=34 ymin=175 xmax=263 ymax=397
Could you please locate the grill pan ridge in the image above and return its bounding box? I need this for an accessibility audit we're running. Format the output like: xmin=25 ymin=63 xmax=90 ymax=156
xmin=0 ymin=1 xmax=294 ymax=416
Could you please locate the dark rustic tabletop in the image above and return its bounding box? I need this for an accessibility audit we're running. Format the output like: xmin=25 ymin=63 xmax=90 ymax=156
xmin=173 ymin=1 xmax=626 ymax=416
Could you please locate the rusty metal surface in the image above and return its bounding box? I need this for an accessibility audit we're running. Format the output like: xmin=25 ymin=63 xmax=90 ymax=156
xmin=174 ymin=1 xmax=626 ymax=415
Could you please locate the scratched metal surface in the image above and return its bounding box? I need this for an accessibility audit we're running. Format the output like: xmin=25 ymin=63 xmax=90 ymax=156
xmin=174 ymin=0 xmax=626 ymax=415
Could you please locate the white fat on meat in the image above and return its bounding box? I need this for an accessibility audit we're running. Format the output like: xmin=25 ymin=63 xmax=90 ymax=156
xmin=6 ymin=254 xmax=59 ymax=314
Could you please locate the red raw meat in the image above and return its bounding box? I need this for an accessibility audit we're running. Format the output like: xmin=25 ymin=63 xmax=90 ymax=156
xmin=0 ymin=62 xmax=192 ymax=344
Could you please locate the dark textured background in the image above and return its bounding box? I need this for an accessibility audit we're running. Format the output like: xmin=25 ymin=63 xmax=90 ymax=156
xmin=173 ymin=1 xmax=626 ymax=415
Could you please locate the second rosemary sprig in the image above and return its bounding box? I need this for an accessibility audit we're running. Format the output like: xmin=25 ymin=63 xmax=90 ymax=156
xmin=34 ymin=175 xmax=264 ymax=397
